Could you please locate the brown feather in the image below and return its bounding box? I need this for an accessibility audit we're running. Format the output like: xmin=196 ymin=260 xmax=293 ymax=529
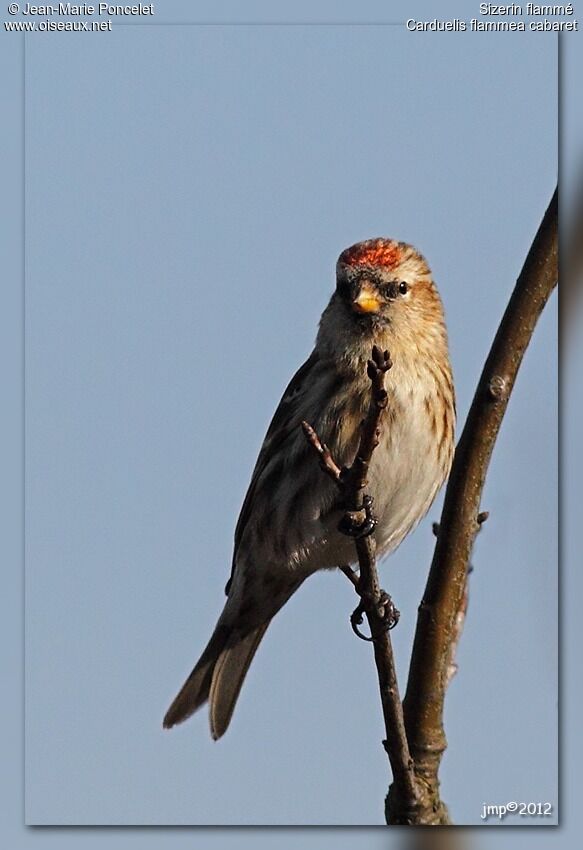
xmin=163 ymin=624 xmax=230 ymax=729
xmin=209 ymin=623 xmax=270 ymax=740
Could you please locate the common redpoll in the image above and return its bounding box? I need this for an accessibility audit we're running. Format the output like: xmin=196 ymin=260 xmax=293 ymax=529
xmin=164 ymin=238 xmax=455 ymax=739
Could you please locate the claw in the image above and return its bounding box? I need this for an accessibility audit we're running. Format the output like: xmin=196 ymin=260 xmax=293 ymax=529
xmin=338 ymin=494 xmax=378 ymax=538
xmin=349 ymin=589 xmax=400 ymax=641
xmin=378 ymin=591 xmax=400 ymax=630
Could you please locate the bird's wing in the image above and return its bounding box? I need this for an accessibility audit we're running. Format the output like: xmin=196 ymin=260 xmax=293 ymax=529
xmin=224 ymin=350 xmax=320 ymax=594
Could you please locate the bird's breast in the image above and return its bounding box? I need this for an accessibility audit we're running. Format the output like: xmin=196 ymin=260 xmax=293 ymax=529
xmin=365 ymin=377 xmax=453 ymax=555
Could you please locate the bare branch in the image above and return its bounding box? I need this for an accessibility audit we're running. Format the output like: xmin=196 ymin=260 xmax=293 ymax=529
xmin=302 ymin=344 xmax=419 ymax=815
xmin=342 ymin=346 xmax=392 ymax=501
xmin=303 ymin=189 xmax=556 ymax=825
xmin=446 ymin=567 xmax=470 ymax=686
xmin=387 ymin=187 xmax=558 ymax=823
xmin=339 ymin=564 xmax=359 ymax=588
xmin=301 ymin=420 xmax=343 ymax=484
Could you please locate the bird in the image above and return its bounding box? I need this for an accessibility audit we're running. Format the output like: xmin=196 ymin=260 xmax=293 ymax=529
xmin=163 ymin=237 xmax=455 ymax=740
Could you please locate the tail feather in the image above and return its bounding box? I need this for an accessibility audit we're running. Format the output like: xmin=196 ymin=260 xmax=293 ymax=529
xmin=163 ymin=621 xmax=270 ymax=736
xmin=209 ymin=622 xmax=270 ymax=740
xmin=164 ymin=576 xmax=305 ymax=737
xmin=163 ymin=625 xmax=229 ymax=729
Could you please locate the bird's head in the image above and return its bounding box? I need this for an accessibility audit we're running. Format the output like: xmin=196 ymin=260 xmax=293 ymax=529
xmin=335 ymin=237 xmax=441 ymax=323
xmin=318 ymin=238 xmax=448 ymax=367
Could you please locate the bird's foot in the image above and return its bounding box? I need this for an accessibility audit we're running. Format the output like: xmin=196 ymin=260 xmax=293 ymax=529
xmin=376 ymin=590 xmax=400 ymax=630
xmin=350 ymin=588 xmax=400 ymax=641
xmin=338 ymin=494 xmax=378 ymax=539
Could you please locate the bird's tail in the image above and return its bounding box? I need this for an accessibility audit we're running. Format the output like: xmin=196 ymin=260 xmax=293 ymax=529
xmin=163 ymin=620 xmax=270 ymax=740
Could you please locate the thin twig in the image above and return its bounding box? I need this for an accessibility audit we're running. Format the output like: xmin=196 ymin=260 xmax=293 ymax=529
xmin=342 ymin=347 xmax=392 ymax=501
xmin=301 ymin=421 xmax=343 ymax=483
xmin=302 ymin=345 xmax=419 ymax=813
xmin=339 ymin=564 xmax=360 ymax=588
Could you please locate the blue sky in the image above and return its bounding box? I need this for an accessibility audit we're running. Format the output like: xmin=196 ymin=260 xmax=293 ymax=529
xmin=2 ymin=0 xmax=567 ymax=839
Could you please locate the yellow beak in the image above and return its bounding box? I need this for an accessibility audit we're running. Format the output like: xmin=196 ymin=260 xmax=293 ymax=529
xmin=351 ymin=281 xmax=380 ymax=314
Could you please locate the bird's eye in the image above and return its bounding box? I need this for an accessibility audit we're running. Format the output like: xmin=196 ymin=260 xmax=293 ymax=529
xmin=399 ymin=281 xmax=408 ymax=295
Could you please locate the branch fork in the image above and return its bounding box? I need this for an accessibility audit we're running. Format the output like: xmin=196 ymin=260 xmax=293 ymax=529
xmin=298 ymin=187 xmax=557 ymax=828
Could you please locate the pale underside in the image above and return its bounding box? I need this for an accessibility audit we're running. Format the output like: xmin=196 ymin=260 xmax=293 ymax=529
xmin=225 ymin=350 xmax=452 ymax=628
